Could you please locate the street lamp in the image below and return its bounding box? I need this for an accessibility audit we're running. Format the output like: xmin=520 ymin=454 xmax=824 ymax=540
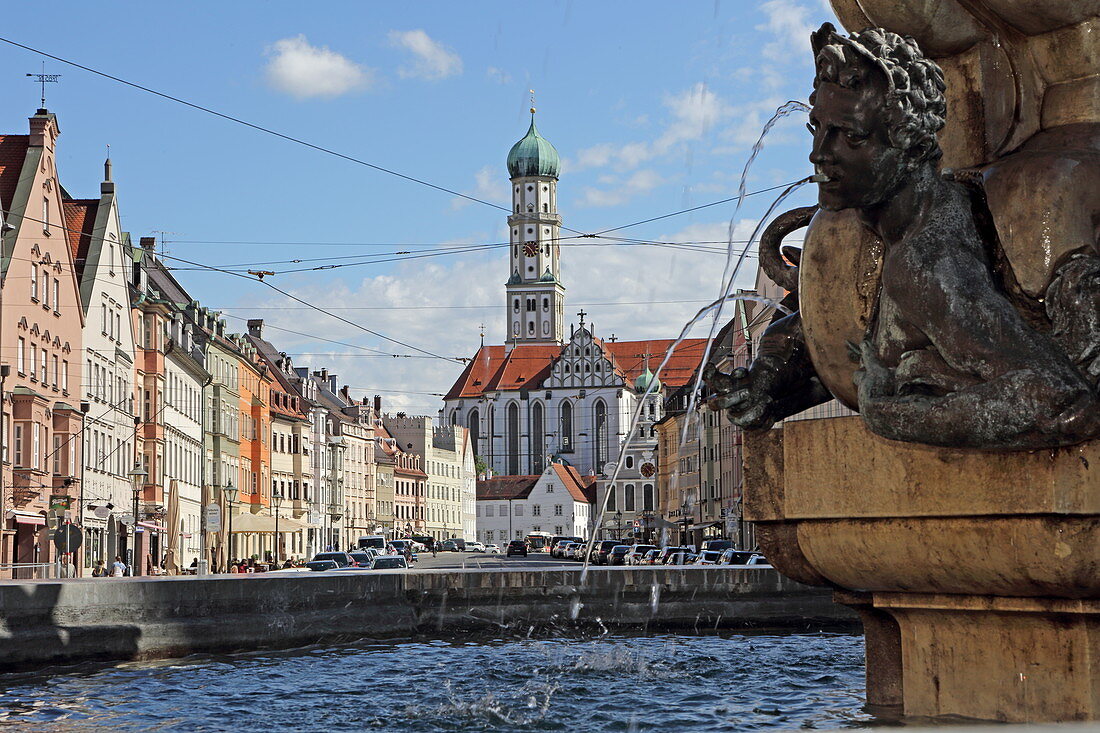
xmin=223 ymin=480 xmax=238 ymax=562
xmin=615 ymin=510 xmax=623 ymax=540
xmin=127 ymin=464 xmax=147 ymax=576
xmin=680 ymin=501 xmax=692 ymax=546
xmin=327 ymin=504 xmax=343 ymax=551
xmin=641 ymin=509 xmax=655 ymax=544
xmin=272 ymin=489 xmax=283 ymax=564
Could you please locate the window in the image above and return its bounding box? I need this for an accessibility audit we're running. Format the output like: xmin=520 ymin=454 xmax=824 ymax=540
xmin=29 ymin=345 xmax=37 ymax=380
xmin=545 ymin=482 xmax=553 ymax=493
xmin=532 ymin=504 xmax=541 ymax=516
xmin=42 ymin=197 xmax=50 ymax=233
xmin=605 ymin=484 xmax=616 ymax=512
xmin=17 ymin=338 xmax=25 ymax=374
xmin=40 ymin=350 xmax=48 ymax=387
xmin=554 ymin=505 xmax=563 ymax=516
xmin=625 ymin=455 xmax=634 ymax=469
xmin=52 ymin=435 xmax=61 ymax=475
xmin=514 ymin=505 xmax=523 ymax=516
xmin=30 ymin=264 xmax=38 ymax=300
xmin=643 ymin=484 xmax=654 ymax=511
xmin=42 ymin=271 xmax=50 ymax=308
xmin=53 ymin=279 xmax=59 ymax=312
xmin=13 ymin=424 xmax=23 ymax=466
xmin=560 ymin=401 xmax=573 ymax=450
xmin=499 ymin=503 xmax=507 ymax=516
xmin=624 ymin=483 xmax=636 ymax=511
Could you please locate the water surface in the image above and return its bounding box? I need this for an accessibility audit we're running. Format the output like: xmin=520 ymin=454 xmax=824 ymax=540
xmin=0 ymin=630 xmax=869 ymax=731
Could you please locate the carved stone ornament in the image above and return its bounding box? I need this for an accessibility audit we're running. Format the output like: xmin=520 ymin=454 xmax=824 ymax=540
xmin=705 ymin=16 xmax=1100 ymax=451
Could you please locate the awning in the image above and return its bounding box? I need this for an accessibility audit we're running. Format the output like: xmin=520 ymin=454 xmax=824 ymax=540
xmin=230 ymin=513 xmax=310 ymax=533
xmin=7 ymin=511 xmax=45 ymax=526
xmin=688 ymin=521 xmax=721 ymax=531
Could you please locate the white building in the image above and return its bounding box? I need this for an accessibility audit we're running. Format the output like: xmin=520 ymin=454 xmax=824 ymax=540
xmin=475 ymin=462 xmax=595 ymax=545
xmin=383 ymin=414 xmax=474 ymax=541
xmin=70 ymin=159 xmax=142 ymax=568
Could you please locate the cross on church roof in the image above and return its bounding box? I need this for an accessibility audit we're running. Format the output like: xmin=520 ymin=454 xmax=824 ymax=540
xmin=577 ymin=309 xmax=587 ymax=327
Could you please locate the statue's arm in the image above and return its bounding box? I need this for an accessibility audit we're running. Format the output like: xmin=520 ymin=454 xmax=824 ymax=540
xmin=858 ymin=240 xmax=1100 ymax=449
xmin=706 ymin=302 xmax=830 ymax=431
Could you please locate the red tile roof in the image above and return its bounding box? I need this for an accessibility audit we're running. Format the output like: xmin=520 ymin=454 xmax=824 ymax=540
xmin=445 ymin=338 xmax=709 ymax=400
xmin=477 ymin=475 xmax=539 ymax=500
xmin=551 ymin=463 xmax=598 ymax=503
xmin=0 ymin=135 xmax=29 ymax=213
xmin=63 ymin=199 xmax=98 ymax=279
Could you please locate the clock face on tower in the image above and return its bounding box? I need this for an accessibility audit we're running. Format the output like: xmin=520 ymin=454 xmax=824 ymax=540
xmin=523 ymin=241 xmax=539 ymax=257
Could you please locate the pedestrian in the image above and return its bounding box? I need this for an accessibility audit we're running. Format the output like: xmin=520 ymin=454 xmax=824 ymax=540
xmin=91 ymin=559 xmax=107 ymax=577
xmin=110 ymin=556 xmax=126 ymax=577
xmin=229 ymin=563 xmax=240 ymax=574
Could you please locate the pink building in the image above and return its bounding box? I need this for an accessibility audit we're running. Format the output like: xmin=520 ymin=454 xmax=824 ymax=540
xmin=0 ymin=110 xmax=86 ymax=576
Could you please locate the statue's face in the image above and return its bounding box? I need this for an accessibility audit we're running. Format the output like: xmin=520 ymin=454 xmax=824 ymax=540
xmin=808 ymin=75 xmax=911 ymax=211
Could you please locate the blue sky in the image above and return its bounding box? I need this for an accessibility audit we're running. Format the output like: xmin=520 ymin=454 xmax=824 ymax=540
xmin=0 ymin=0 xmax=838 ymax=413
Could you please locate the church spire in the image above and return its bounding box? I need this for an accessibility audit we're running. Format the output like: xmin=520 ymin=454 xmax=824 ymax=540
xmin=504 ymin=108 xmax=566 ymax=345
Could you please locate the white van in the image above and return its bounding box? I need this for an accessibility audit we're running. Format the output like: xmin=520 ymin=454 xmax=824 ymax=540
xmin=357 ymin=535 xmax=386 ymax=551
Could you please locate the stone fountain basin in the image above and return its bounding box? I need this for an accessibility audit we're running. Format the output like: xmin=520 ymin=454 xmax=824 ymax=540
xmin=745 ymin=416 xmax=1100 ymax=598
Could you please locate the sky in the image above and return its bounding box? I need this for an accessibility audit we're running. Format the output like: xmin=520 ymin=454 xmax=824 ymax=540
xmin=0 ymin=0 xmax=839 ymax=415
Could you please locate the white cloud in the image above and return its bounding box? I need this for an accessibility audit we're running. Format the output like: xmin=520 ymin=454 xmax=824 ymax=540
xmin=232 ymin=214 xmax=775 ymax=416
xmin=757 ymin=1 xmax=818 ymax=63
xmin=579 ymin=168 xmax=665 ymax=208
xmin=265 ymin=35 xmax=373 ymax=99
xmin=389 ymin=29 xmax=463 ymax=80
xmin=486 ymin=66 xmax=512 ymax=85
xmin=452 ymin=165 xmax=509 ymax=210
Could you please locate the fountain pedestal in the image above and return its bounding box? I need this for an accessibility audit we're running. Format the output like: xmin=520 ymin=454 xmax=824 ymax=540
xmin=745 ymin=416 xmax=1100 ymax=722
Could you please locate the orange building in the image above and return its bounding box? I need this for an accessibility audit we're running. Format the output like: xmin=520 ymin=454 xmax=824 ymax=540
xmin=233 ymin=336 xmax=273 ymax=560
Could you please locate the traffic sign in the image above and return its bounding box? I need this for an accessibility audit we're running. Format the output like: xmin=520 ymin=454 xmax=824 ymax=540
xmin=52 ymin=523 xmax=83 ymax=553
xmin=93 ymin=505 xmax=111 ymax=519
xmin=204 ymin=503 xmax=222 ymax=532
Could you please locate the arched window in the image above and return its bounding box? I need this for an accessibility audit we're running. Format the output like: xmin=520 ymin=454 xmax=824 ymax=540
xmin=507 ymin=402 xmax=520 ymax=476
xmin=531 ymin=402 xmax=544 ymax=473
xmin=486 ymin=406 xmax=495 ymax=462
xmin=560 ymin=401 xmax=573 ymax=451
xmin=449 ymin=410 xmax=457 ymax=426
xmin=605 ymin=483 xmax=617 ymax=512
xmin=624 ymin=483 xmax=636 ymax=511
xmin=625 ymin=455 xmax=634 ymax=469
xmin=468 ymin=408 xmax=480 ymax=459
xmin=594 ymin=400 xmax=607 ymax=473
xmin=643 ymin=483 xmax=654 ymax=511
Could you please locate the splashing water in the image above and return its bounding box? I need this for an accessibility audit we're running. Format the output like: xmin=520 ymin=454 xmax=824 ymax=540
xmin=580 ymin=102 xmax=813 ymax=585
xmin=681 ymin=100 xmax=811 ymax=451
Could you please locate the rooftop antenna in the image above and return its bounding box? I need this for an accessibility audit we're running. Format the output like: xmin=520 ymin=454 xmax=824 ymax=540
xmin=27 ymin=62 xmax=61 ymax=108
xmin=150 ymin=229 xmax=180 ymax=259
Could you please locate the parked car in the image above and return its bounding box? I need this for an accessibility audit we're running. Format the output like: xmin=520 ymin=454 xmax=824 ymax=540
xmin=626 ymin=545 xmax=657 ymax=565
xmin=305 ymin=559 xmax=338 ymax=572
xmin=746 ymin=554 xmax=770 ymax=566
xmin=484 ymin=544 xmax=501 ymax=554
xmin=718 ymin=549 xmax=758 ymax=566
xmin=642 ymin=549 xmax=662 ymax=565
xmin=348 ymin=551 xmax=376 ymax=568
xmin=608 ymin=545 xmax=632 ymax=566
xmin=506 ymin=539 xmax=528 ymax=557
xmin=701 ymin=539 xmax=734 ymax=553
xmin=389 ymin=540 xmax=419 ymax=561
xmin=371 ymin=556 xmax=409 ymax=570
xmin=659 ymin=547 xmax=694 ymax=565
xmin=551 ymin=537 xmax=584 ymax=558
xmin=559 ymin=541 xmax=578 ymax=559
xmin=307 ymin=552 xmax=355 ymax=570
xmin=442 ymin=540 xmax=460 ymax=552
xmin=465 ymin=541 xmax=486 ymax=553
xmin=590 ymin=540 xmax=621 ymax=565
xmin=694 ymin=550 xmax=724 ymax=565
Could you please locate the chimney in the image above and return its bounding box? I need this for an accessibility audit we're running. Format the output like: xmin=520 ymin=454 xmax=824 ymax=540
xmin=328 ymin=375 xmax=338 ymax=394
xmin=374 ymin=395 xmax=382 ymax=414
xmin=315 ymin=368 xmax=327 ymax=382
xmin=247 ymin=319 xmax=263 ymax=338
xmin=340 ymin=385 xmax=351 ymax=402
xmin=28 ymin=109 xmax=58 ymax=148
xmin=101 ymin=157 xmax=114 ymax=195
xmin=140 ymin=237 xmax=156 ymax=251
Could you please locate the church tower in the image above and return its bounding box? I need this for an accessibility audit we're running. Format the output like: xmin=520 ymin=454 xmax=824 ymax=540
xmin=505 ymin=109 xmax=565 ymax=344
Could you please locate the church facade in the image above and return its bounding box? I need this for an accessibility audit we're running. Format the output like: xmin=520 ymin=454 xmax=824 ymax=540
xmin=445 ymin=112 xmax=706 ymax=538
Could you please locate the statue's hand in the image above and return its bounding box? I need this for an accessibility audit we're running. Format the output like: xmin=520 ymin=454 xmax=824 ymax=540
xmin=703 ymin=364 xmax=777 ymax=430
xmin=852 ymin=339 xmax=896 ymax=403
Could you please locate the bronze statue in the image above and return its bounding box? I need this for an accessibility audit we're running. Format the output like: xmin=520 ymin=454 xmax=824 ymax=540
xmin=705 ymin=23 xmax=1100 ymax=450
